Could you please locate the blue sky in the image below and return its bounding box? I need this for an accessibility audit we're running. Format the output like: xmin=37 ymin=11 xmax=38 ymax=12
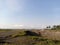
xmin=0 ymin=0 xmax=60 ymax=29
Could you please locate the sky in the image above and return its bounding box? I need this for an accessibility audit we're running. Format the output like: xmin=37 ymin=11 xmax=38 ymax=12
xmin=0 ymin=0 xmax=60 ymax=29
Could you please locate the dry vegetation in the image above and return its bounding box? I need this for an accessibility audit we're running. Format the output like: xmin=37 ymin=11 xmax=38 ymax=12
xmin=0 ymin=29 xmax=60 ymax=45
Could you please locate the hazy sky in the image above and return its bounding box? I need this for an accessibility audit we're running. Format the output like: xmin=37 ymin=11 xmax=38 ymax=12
xmin=0 ymin=0 xmax=60 ymax=29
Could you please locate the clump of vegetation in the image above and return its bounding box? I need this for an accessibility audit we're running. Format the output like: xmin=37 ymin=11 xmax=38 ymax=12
xmin=24 ymin=31 xmax=41 ymax=36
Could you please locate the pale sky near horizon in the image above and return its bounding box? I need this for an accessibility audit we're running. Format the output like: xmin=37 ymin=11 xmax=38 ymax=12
xmin=0 ymin=0 xmax=60 ymax=29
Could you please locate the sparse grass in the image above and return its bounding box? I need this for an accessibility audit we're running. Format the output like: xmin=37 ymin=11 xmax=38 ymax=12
xmin=0 ymin=29 xmax=60 ymax=45
xmin=11 ymin=31 xmax=25 ymax=38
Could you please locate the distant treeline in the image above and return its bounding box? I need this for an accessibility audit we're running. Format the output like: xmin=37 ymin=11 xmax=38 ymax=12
xmin=46 ymin=25 xmax=60 ymax=30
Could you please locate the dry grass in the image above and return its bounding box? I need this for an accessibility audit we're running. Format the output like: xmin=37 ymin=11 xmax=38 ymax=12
xmin=0 ymin=29 xmax=60 ymax=45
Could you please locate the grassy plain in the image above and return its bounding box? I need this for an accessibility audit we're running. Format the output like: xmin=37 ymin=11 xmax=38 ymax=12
xmin=0 ymin=29 xmax=60 ymax=45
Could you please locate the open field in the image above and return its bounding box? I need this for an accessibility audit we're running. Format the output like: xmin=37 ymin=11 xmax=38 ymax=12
xmin=0 ymin=29 xmax=60 ymax=45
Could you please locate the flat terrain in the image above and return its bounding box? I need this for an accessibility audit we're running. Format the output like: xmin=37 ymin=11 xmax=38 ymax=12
xmin=0 ymin=29 xmax=60 ymax=45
